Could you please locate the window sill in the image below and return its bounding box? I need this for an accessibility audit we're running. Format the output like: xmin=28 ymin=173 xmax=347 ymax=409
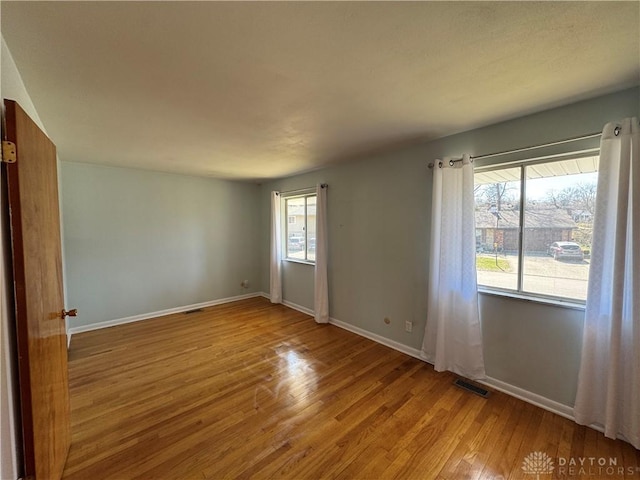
xmin=283 ymin=258 xmax=315 ymax=266
xmin=477 ymin=287 xmax=586 ymax=311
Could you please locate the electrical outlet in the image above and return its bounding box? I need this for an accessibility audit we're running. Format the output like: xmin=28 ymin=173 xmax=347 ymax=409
xmin=405 ymin=321 xmax=413 ymax=333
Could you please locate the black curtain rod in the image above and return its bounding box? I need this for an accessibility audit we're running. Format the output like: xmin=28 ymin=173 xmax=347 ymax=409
xmin=428 ymin=131 xmax=602 ymax=169
xmin=276 ymin=184 xmax=328 ymax=195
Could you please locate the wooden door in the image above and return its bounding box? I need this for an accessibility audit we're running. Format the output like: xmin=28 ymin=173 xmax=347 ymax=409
xmin=3 ymin=99 xmax=71 ymax=479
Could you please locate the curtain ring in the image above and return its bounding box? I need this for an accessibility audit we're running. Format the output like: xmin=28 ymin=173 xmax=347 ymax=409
xmin=614 ymin=126 xmax=621 ymax=136
xmin=438 ymin=161 xmax=443 ymax=168
xmin=449 ymin=159 xmax=455 ymax=166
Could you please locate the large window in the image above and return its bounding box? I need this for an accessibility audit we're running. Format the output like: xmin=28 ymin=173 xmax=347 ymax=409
xmin=284 ymin=193 xmax=316 ymax=263
xmin=474 ymin=155 xmax=598 ymax=302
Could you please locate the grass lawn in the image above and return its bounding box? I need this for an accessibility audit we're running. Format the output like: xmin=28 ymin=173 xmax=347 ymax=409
xmin=476 ymin=255 xmax=511 ymax=272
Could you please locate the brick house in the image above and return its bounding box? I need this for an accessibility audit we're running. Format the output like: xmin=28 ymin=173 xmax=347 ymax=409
xmin=475 ymin=208 xmax=577 ymax=254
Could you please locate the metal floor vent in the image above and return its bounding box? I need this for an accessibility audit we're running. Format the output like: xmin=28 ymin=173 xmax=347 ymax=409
xmin=454 ymin=378 xmax=490 ymax=398
xmin=183 ymin=308 xmax=204 ymax=315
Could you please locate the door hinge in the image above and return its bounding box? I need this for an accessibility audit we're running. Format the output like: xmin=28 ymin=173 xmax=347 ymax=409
xmin=2 ymin=141 xmax=17 ymax=163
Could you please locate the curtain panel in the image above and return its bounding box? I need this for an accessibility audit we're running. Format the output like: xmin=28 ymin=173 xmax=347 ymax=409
xmin=314 ymin=184 xmax=329 ymax=324
xmin=421 ymin=154 xmax=486 ymax=380
xmin=269 ymin=191 xmax=282 ymax=304
xmin=574 ymin=117 xmax=639 ymax=448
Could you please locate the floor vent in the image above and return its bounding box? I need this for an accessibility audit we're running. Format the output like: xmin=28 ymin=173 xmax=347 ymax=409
xmin=183 ymin=308 xmax=204 ymax=314
xmin=454 ymin=378 xmax=490 ymax=398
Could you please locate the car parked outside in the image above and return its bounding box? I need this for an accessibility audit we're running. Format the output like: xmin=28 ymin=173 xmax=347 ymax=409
xmin=547 ymin=241 xmax=584 ymax=261
xmin=288 ymin=237 xmax=305 ymax=252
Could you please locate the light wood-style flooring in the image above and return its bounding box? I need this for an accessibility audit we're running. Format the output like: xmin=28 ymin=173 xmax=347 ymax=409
xmin=63 ymin=297 xmax=639 ymax=479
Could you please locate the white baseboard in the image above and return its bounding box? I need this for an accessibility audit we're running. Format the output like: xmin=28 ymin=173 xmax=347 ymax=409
xmin=475 ymin=380 xmax=631 ymax=442
xmin=259 ymin=292 xmax=316 ymax=317
xmin=328 ymin=317 xmax=424 ymax=361
xmin=479 ymin=376 xmax=574 ymax=420
xmin=283 ymin=300 xmax=314 ymax=317
xmin=67 ymin=292 xmax=263 ymax=342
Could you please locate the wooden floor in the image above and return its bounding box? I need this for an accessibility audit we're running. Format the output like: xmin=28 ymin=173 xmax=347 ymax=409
xmin=63 ymin=297 xmax=639 ymax=480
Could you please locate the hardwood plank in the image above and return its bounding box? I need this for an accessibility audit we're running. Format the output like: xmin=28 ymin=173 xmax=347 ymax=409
xmin=62 ymin=297 xmax=640 ymax=479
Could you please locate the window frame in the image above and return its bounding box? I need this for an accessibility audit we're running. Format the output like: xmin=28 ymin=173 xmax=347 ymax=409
xmin=283 ymin=191 xmax=316 ymax=265
xmin=473 ymin=150 xmax=599 ymax=308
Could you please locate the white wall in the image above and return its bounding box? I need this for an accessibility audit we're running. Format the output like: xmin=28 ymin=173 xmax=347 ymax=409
xmin=61 ymin=162 xmax=262 ymax=329
xmin=260 ymin=86 xmax=640 ymax=408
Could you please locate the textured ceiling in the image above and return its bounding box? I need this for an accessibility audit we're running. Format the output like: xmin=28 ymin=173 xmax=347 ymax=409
xmin=2 ymin=1 xmax=639 ymax=181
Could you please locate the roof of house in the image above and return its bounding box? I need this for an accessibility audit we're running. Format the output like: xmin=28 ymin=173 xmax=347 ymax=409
xmin=475 ymin=208 xmax=577 ymax=229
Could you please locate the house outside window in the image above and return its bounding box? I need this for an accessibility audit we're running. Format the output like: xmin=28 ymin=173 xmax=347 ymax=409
xmin=474 ymin=155 xmax=598 ymax=302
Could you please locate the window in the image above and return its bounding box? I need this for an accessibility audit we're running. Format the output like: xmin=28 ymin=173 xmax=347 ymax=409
xmin=474 ymin=155 xmax=598 ymax=302
xmin=284 ymin=193 xmax=316 ymax=263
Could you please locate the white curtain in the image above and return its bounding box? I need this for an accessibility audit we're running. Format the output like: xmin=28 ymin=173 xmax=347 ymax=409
xmin=574 ymin=117 xmax=639 ymax=448
xmin=314 ymin=184 xmax=329 ymax=324
xmin=269 ymin=191 xmax=282 ymax=304
xmin=421 ymin=154 xmax=485 ymax=380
